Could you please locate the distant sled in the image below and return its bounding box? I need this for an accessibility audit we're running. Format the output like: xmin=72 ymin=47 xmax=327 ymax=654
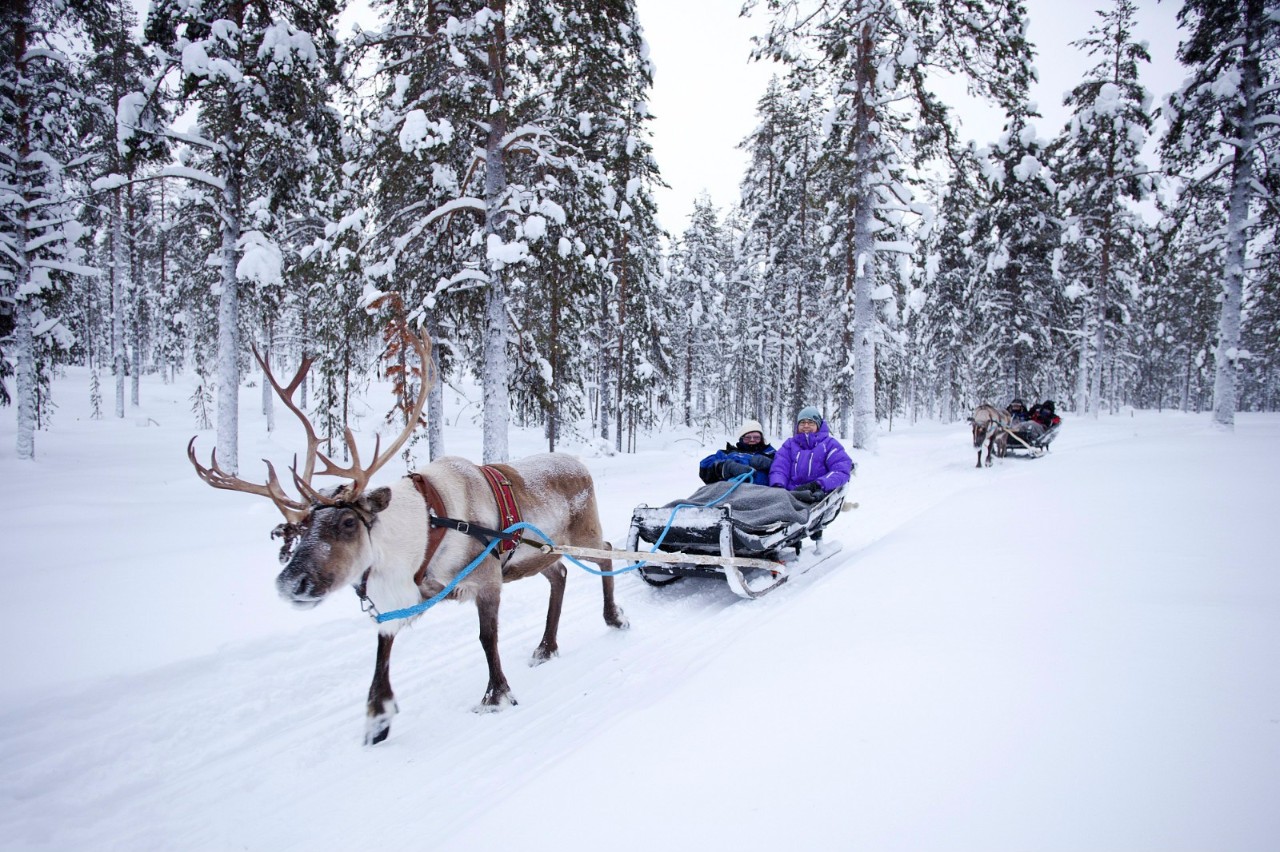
xmin=622 ymin=482 xmax=850 ymax=599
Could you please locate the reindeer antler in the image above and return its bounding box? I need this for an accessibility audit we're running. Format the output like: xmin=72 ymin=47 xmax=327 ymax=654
xmin=187 ymin=438 xmax=311 ymax=524
xmin=299 ymin=328 xmax=435 ymax=498
xmin=188 ymin=331 xmax=435 ymax=518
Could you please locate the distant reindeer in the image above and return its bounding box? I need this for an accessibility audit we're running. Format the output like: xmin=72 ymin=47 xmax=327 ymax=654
xmin=189 ymin=331 xmax=628 ymax=745
xmin=968 ymin=404 xmax=1011 ymax=468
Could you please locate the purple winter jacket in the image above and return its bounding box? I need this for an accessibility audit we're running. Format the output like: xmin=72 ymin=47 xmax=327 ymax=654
xmin=768 ymin=420 xmax=854 ymax=492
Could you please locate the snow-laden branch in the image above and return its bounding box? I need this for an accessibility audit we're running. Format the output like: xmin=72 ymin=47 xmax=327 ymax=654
xmin=31 ymin=259 xmax=102 ymax=277
xmin=421 ymin=196 xmax=485 ymax=228
xmin=500 ymin=124 xmax=555 ymax=151
xmin=91 ymin=166 xmax=225 ymax=194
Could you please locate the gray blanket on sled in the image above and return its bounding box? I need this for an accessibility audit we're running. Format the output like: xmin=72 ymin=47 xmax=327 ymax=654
xmin=662 ymin=482 xmax=810 ymax=531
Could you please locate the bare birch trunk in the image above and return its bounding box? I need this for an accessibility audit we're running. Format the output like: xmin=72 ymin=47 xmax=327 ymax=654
xmin=1213 ymin=0 xmax=1263 ymax=429
xmin=216 ymin=166 xmax=241 ymax=473
xmin=480 ymin=0 xmax=511 ymax=463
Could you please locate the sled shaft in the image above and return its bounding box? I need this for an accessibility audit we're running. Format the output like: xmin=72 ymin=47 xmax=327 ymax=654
xmin=543 ymin=543 xmax=781 ymax=572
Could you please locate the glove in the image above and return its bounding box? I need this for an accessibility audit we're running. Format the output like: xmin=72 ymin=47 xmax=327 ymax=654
xmin=792 ymin=481 xmax=825 ymax=503
xmin=720 ymin=460 xmax=753 ymax=480
xmin=748 ymin=455 xmax=773 ymax=472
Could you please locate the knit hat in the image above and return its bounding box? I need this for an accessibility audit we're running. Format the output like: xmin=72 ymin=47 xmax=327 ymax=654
xmin=797 ymin=406 xmax=822 ymax=425
xmin=737 ymin=419 xmax=768 ymax=445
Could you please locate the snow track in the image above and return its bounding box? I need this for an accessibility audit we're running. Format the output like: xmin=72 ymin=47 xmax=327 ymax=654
xmin=3 ymin=402 xmax=1278 ymax=851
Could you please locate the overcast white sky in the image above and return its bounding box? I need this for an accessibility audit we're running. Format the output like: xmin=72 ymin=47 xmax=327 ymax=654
xmin=634 ymin=0 xmax=1187 ymax=234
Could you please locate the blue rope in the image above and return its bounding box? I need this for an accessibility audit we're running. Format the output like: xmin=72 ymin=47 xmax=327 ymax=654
xmin=375 ymin=472 xmax=755 ymax=624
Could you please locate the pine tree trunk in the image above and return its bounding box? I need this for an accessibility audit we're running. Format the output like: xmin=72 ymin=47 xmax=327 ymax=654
xmin=1076 ymin=313 xmax=1089 ymax=414
xmin=261 ymin=330 xmax=274 ymax=433
xmin=426 ymin=318 xmax=444 ymax=461
xmin=14 ymin=268 xmax=36 ymax=460
xmin=113 ymin=192 xmax=128 ymax=419
xmin=1089 ymin=231 xmax=1109 ymax=418
xmin=12 ymin=15 xmax=35 ymax=459
xmin=614 ymin=230 xmax=629 ymax=454
xmin=128 ymin=186 xmax=141 ymax=408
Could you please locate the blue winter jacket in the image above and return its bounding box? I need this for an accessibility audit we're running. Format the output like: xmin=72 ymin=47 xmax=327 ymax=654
xmin=698 ymin=444 xmax=776 ymax=486
xmin=768 ymin=421 xmax=853 ymax=492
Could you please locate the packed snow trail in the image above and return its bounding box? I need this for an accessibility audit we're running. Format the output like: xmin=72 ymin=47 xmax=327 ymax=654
xmin=2 ymin=388 xmax=1277 ymax=851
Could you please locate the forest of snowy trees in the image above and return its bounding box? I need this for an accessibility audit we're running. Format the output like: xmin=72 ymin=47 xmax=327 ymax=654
xmin=2 ymin=0 xmax=1277 ymax=465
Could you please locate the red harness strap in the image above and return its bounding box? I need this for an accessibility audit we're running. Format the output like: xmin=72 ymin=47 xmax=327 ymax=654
xmin=409 ymin=473 xmax=449 ymax=586
xmin=479 ymin=465 xmax=523 ymax=555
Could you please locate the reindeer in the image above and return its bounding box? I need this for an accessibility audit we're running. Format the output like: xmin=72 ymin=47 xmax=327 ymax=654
xmin=189 ymin=331 xmax=628 ymax=745
xmin=968 ymin=404 xmax=1011 ymax=468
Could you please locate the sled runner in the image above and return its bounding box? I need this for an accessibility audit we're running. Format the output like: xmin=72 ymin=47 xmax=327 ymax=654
xmin=622 ymin=482 xmax=849 ymax=599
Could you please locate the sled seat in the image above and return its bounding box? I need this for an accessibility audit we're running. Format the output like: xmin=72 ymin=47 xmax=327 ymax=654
xmin=629 ymin=483 xmax=846 ymax=559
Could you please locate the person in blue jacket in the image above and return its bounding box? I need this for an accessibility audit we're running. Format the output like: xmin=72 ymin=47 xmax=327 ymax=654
xmin=768 ymin=406 xmax=854 ymax=503
xmin=698 ymin=419 xmax=776 ymax=485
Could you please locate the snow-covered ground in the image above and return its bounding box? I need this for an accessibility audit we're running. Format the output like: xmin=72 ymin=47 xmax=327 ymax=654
xmin=2 ymin=369 xmax=1277 ymax=852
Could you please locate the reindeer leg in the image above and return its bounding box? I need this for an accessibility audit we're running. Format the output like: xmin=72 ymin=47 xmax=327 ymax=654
xmin=531 ymin=562 xmax=566 ymax=665
xmin=364 ymin=632 xmax=399 ymax=745
xmin=593 ymin=542 xmax=629 ymax=629
xmin=476 ymin=586 xmax=516 ymax=711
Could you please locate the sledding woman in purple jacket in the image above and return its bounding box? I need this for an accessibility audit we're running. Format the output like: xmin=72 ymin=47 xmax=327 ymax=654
xmin=768 ymin=406 xmax=854 ymax=502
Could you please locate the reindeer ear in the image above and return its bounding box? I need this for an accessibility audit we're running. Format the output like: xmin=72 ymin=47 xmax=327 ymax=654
xmin=364 ymin=487 xmax=393 ymax=514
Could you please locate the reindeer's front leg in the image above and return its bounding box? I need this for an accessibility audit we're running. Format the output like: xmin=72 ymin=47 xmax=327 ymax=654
xmin=476 ymin=586 xmax=516 ymax=711
xmin=365 ymin=632 xmax=399 ymax=745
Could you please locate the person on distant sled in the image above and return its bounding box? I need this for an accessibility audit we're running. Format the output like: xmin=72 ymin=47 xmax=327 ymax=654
xmin=1027 ymin=400 xmax=1062 ymax=445
xmin=698 ymin=419 xmax=777 ymax=485
xmin=769 ymin=406 xmax=854 ymax=504
xmin=1008 ymin=399 xmax=1061 ymax=448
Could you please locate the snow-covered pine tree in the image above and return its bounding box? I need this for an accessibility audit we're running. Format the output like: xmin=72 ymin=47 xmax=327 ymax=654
xmin=1162 ymin=0 xmax=1279 ymax=428
xmin=352 ymin=0 xmax=486 ymax=459
xmin=358 ymin=0 xmax=643 ymax=461
xmin=1147 ymin=188 xmax=1234 ymax=412
xmin=973 ymin=107 xmax=1064 ymax=401
xmin=1 ymin=0 xmax=100 ymax=458
xmin=82 ymin=0 xmax=167 ymax=419
xmin=502 ymin=0 xmax=664 ymax=453
xmin=1239 ymin=234 xmax=1280 ymax=408
xmin=140 ymin=0 xmax=344 ymax=472
xmin=1052 ymin=0 xmax=1154 ymax=417
xmin=748 ymin=0 xmax=1034 ymax=449
xmin=915 ymin=146 xmax=995 ymax=418
xmin=562 ymin=0 xmax=665 ymax=453
xmin=738 ymin=75 xmax=824 ymax=428
xmin=667 ymin=195 xmax=730 ymax=434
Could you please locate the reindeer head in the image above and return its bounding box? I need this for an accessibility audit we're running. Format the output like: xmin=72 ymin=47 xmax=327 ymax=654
xmin=189 ymin=330 xmax=433 ymax=609
xmin=968 ymin=415 xmax=988 ymax=448
xmin=273 ymin=484 xmax=395 ymax=608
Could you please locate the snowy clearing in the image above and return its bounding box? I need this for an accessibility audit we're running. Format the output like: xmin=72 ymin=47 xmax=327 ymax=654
xmin=1 ymin=370 xmax=1277 ymax=852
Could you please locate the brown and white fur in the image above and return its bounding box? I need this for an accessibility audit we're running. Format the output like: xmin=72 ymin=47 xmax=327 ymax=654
xmin=275 ymin=453 xmax=628 ymax=745
xmin=968 ymin=404 xmax=1010 ymax=468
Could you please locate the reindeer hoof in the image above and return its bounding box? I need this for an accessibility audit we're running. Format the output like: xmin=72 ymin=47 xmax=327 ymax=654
xmin=607 ymin=607 xmax=630 ymax=630
xmin=363 ymin=698 xmax=398 ymax=745
xmin=475 ymin=688 xmax=517 ymax=713
xmin=530 ymin=644 xmax=559 ymax=666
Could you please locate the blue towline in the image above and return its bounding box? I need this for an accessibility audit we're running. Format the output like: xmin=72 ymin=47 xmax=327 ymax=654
xmin=375 ymin=472 xmax=754 ymax=624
